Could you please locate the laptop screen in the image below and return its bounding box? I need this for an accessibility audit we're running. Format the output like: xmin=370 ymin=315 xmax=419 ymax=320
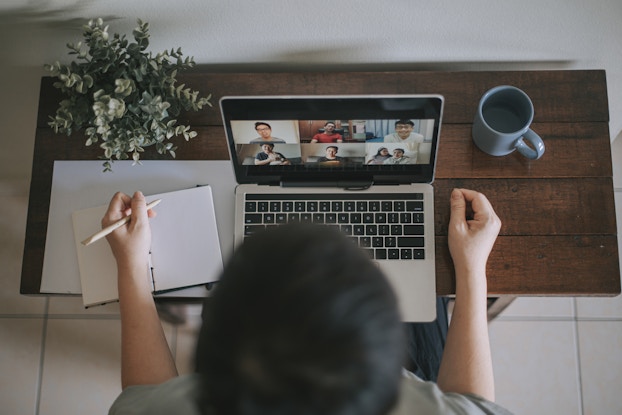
xmin=220 ymin=95 xmax=444 ymax=186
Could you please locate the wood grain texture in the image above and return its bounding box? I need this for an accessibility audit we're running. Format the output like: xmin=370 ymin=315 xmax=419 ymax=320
xmin=23 ymin=70 xmax=620 ymax=297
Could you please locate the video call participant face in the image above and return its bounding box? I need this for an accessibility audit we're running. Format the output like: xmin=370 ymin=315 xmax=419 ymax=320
xmin=255 ymin=122 xmax=272 ymax=139
xmin=395 ymin=121 xmax=414 ymax=140
xmin=261 ymin=143 xmax=275 ymax=153
xmin=393 ymin=149 xmax=405 ymax=158
xmin=324 ymin=122 xmax=336 ymax=134
xmin=325 ymin=146 xmax=338 ymax=159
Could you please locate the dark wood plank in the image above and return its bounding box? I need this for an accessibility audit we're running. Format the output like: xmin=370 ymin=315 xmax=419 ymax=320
xmin=37 ymin=70 xmax=609 ymax=127
xmin=435 ymin=235 xmax=621 ymax=296
xmin=433 ymin=178 xmax=617 ymax=236
xmin=437 ymin=122 xmax=613 ymax=179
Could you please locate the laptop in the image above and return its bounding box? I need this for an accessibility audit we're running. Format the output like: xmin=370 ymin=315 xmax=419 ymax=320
xmin=220 ymin=95 xmax=444 ymax=322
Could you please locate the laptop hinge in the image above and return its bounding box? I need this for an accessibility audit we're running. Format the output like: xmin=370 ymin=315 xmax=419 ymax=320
xmin=281 ymin=181 xmax=373 ymax=190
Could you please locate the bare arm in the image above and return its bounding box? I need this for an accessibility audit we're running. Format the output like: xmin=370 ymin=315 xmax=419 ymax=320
xmin=437 ymin=189 xmax=501 ymax=402
xmin=103 ymin=191 xmax=178 ymax=390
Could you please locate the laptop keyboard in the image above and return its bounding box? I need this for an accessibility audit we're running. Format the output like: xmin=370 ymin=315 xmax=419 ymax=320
xmin=243 ymin=193 xmax=426 ymax=260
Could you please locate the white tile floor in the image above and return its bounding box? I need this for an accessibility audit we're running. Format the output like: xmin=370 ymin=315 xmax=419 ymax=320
xmin=1 ymin=140 xmax=620 ymax=415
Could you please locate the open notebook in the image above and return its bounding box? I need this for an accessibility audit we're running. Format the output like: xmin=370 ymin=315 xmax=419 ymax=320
xmin=72 ymin=185 xmax=223 ymax=307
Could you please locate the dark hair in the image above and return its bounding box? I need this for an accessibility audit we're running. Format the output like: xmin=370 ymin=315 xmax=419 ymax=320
xmin=260 ymin=142 xmax=275 ymax=148
xmin=375 ymin=147 xmax=388 ymax=156
xmin=326 ymin=145 xmax=338 ymax=151
xmin=394 ymin=119 xmax=414 ymax=127
xmin=324 ymin=121 xmax=336 ymax=127
xmin=394 ymin=148 xmax=405 ymax=154
xmin=255 ymin=122 xmax=272 ymax=130
xmin=195 ymin=224 xmax=404 ymax=415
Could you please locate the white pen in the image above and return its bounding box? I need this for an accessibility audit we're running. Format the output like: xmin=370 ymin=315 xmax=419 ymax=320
xmin=81 ymin=199 xmax=162 ymax=246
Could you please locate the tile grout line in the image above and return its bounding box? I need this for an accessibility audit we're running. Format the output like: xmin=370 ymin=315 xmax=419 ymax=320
xmin=572 ymin=298 xmax=585 ymax=415
xmin=35 ymin=297 xmax=50 ymax=415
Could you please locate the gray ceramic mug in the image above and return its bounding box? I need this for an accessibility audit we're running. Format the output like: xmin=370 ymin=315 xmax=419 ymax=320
xmin=472 ymin=85 xmax=545 ymax=160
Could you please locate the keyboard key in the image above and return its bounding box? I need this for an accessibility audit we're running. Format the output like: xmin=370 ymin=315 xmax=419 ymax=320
xmin=366 ymin=225 xmax=377 ymax=235
xmin=301 ymin=213 xmax=312 ymax=222
xmin=313 ymin=213 xmax=324 ymax=223
xmin=398 ymin=237 xmax=424 ymax=247
xmin=276 ymin=213 xmax=287 ymax=223
xmin=288 ymin=213 xmax=300 ymax=222
xmin=388 ymin=249 xmax=400 ymax=259
xmin=345 ymin=201 xmax=356 ymax=212
xmin=264 ymin=213 xmax=275 ymax=223
xmin=385 ymin=237 xmax=396 ymax=247
xmin=375 ymin=249 xmax=387 ymax=260
xmin=341 ymin=224 xmax=353 ymax=235
xmin=390 ymin=225 xmax=402 ymax=235
xmin=295 ymin=201 xmax=306 ymax=212
xmin=375 ymin=212 xmax=387 ymax=223
xmin=282 ymin=201 xmax=293 ymax=212
xmin=404 ymin=225 xmax=424 ymax=235
xmin=372 ymin=237 xmax=384 ymax=247
xmin=381 ymin=201 xmax=393 ymax=211
xmin=406 ymin=201 xmax=424 ymax=212
xmin=378 ymin=225 xmax=390 ymax=235
xmin=338 ymin=213 xmax=349 ymax=223
xmin=307 ymin=201 xmax=318 ymax=212
xmin=319 ymin=201 xmax=331 ymax=212
xmin=401 ymin=249 xmax=413 ymax=259
xmin=331 ymin=201 xmax=343 ymax=212
xmin=245 ymin=214 xmax=263 ymax=224
xmin=325 ymin=213 xmax=337 ymax=223
xmin=258 ymin=202 xmax=269 ymax=212
xmin=244 ymin=224 xmax=264 ymax=235
xmin=413 ymin=249 xmax=425 ymax=260
xmin=354 ymin=225 xmax=365 ymax=235
xmin=369 ymin=201 xmax=380 ymax=212
xmin=394 ymin=201 xmax=405 ymax=211
xmin=400 ymin=212 xmax=411 ymax=223
xmin=413 ymin=213 xmax=424 ymax=223
xmin=245 ymin=201 xmax=257 ymax=212
xmin=388 ymin=213 xmax=400 ymax=223
xmin=350 ymin=213 xmax=362 ymax=223
xmin=360 ymin=236 xmax=371 ymax=247
xmin=270 ymin=201 xmax=281 ymax=212
xmin=356 ymin=201 xmax=368 ymax=211
xmin=363 ymin=213 xmax=374 ymax=223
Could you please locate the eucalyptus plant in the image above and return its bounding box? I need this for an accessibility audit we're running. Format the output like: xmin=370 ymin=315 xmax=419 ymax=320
xmin=45 ymin=18 xmax=211 ymax=171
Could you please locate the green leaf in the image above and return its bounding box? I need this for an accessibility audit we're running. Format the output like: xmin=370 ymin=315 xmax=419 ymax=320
xmin=45 ymin=17 xmax=212 ymax=171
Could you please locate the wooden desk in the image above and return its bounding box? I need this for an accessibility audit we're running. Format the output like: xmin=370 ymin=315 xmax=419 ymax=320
xmin=21 ymin=70 xmax=620 ymax=306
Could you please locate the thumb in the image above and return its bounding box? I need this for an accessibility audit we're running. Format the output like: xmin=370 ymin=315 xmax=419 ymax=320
xmin=130 ymin=191 xmax=148 ymax=226
xmin=449 ymin=188 xmax=467 ymax=228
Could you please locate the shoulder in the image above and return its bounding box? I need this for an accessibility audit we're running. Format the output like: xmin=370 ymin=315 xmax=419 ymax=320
xmin=109 ymin=375 xmax=202 ymax=415
xmin=389 ymin=371 xmax=514 ymax=415
xmin=384 ymin=134 xmax=397 ymax=142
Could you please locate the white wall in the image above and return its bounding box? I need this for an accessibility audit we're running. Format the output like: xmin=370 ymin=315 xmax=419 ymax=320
xmin=1 ymin=0 xmax=621 ymax=185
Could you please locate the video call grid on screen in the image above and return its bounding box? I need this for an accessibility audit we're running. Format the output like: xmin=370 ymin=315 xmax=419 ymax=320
xmin=230 ymin=118 xmax=436 ymax=167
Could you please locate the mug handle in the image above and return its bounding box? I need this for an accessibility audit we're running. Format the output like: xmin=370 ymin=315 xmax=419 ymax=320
xmin=515 ymin=129 xmax=545 ymax=160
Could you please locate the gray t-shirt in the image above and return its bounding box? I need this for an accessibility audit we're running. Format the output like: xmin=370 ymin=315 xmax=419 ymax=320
xmin=109 ymin=371 xmax=513 ymax=415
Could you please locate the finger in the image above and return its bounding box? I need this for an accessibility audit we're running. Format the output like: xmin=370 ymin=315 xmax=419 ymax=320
xmin=462 ymin=189 xmax=495 ymax=220
xmin=102 ymin=192 xmax=131 ymax=226
xmin=129 ymin=191 xmax=149 ymax=227
xmin=449 ymin=188 xmax=467 ymax=227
